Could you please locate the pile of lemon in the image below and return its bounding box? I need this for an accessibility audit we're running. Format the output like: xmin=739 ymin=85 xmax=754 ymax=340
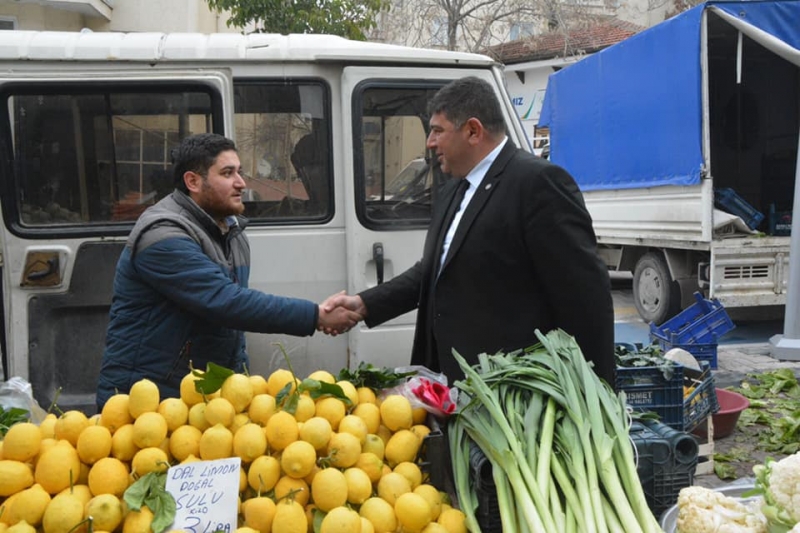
xmin=0 ymin=369 xmax=468 ymax=533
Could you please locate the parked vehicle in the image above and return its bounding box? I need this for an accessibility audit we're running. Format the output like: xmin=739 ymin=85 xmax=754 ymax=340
xmin=539 ymin=0 xmax=800 ymax=324
xmin=0 ymin=30 xmax=527 ymax=413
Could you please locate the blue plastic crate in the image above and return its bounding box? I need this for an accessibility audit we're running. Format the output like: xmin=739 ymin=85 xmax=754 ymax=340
xmin=616 ymin=364 xmax=685 ymax=429
xmin=715 ymin=187 xmax=764 ymax=230
xmin=650 ymin=332 xmax=718 ymax=370
xmin=650 ymin=291 xmax=735 ymax=345
xmin=683 ymin=369 xmax=720 ymax=433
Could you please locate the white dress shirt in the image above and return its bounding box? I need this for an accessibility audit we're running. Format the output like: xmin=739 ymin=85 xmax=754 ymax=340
xmin=438 ymin=137 xmax=508 ymax=274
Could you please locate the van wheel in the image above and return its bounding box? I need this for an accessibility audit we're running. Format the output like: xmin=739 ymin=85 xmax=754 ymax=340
xmin=633 ymin=252 xmax=681 ymax=325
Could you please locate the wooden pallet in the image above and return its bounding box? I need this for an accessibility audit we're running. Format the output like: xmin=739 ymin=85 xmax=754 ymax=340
xmin=694 ymin=417 xmax=715 ymax=476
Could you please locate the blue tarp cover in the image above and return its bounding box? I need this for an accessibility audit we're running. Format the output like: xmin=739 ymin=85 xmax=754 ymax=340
xmin=538 ymin=0 xmax=800 ymax=191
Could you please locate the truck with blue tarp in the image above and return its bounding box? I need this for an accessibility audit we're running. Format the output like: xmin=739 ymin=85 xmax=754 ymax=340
xmin=539 ymin=0 xmax=800 ymax=324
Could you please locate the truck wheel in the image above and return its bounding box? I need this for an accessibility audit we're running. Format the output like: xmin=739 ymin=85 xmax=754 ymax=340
xmin=633 ymin=252 xmax=681 ymax=325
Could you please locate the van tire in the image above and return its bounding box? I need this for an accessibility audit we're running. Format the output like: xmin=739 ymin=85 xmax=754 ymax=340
xmin=633 ymin=252 xmax=681 ymax=325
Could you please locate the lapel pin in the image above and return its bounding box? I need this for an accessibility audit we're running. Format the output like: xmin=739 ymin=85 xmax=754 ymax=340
xmin=485 ymin=183 xmax=492 ymax=190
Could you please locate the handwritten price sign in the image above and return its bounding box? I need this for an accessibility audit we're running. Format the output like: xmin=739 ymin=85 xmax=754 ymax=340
xmin=165 ymin=457 xmax=241 ymax=533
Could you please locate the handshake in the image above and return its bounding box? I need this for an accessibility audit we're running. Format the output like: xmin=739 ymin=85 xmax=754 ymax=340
xmin=316 ymin=291 xmax=367 ymax=336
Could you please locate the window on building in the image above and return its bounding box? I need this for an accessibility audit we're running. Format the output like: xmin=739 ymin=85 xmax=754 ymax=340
xmin=232 ymin=80 xmax=332 ymax=223
xmin=0 ymin=18 xmax=16 ymax=30
xmin=510 ymin=22 xmax=535 ymax=41
xmin=431 ymin=16 xmax=448 ymax=47
xmin=1 ymin=86 xmax=217 ymax=230
xmin=353 ymin=82 xmax=450 ymax=229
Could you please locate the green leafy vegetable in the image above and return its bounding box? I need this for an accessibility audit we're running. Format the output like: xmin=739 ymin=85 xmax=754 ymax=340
xmin=336 ymin=362 xmax=416 ymax=390
xmin=192 ymin=362 xmax=234 ymax=395
xmin=0 ymin=406 xmax=30 ymax=435
xmin=124 ymin=471 xmax=177 ymax=533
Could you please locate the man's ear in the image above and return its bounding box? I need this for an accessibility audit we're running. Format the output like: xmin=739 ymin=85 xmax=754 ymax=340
xmin=464 ymin=117 xmax=484 ymax=144
xmin=184 ymin=171 xmax=203 ymax=193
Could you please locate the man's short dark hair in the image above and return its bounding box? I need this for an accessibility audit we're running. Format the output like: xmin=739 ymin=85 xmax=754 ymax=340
xmin=427 ymin=76 xmax=506 ymax=136
xmin=172 ymin=133 xmax=237 ymax=193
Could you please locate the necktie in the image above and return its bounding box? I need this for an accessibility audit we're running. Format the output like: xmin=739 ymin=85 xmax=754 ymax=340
xmin=437 ymin=179 xmax=470 ymax=275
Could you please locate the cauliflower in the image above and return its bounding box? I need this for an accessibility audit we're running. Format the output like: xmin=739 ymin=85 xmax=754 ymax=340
xmin=752 ymin=453 xmax=800 ymax=532
xmin=676 ymin=486 xmax=767 ymax=533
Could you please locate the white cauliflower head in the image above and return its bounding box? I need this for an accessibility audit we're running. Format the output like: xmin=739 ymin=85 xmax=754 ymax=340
xmin=676 ymin=486 xmax=767 ymax=533
xmin=765 ymin=453 xmax=800 ymax=523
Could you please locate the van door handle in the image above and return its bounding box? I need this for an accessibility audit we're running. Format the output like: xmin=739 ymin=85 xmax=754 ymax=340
xmin=373 ymin=242 xmax=384 ymax=284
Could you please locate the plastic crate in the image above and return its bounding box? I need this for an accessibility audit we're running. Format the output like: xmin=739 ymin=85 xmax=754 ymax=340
xmin=630 ymin=420 xmax=699 ymax=518
xmin=714 ymin=187 xmax=765 ymax=230
xmin=649 ymin=291 xmax=735 ymax=346
xmin=769 ymin=204 xmax=792 ymax=236
xmin=615 ymin=364 xmax=685 ymax=429
xmin=468 ymin=442 xmax=501 ymax=533
xmin=683 ymin=369 xmax=720 ymax=433
xmin=650 ymin=332 xmax=718 ymax=369
xmin=418 ymin=415 xmax=451 ymax=493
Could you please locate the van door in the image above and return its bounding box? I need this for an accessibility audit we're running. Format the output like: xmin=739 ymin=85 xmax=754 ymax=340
xmin=0 ymin=70 xmax=232 ymax=413
xmin=340 ymin=67 xmax=504 ymax=371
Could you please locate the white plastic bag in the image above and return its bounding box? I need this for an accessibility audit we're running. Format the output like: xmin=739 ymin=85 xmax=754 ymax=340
xmin=379 ymin=366 xmax=458 ymax=418
xmin=0 ymin=376 xmax=48 ymax=424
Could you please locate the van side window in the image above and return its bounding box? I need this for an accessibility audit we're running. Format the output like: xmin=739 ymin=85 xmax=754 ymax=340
xmin=1 ymin=86 xmax=217 ymax=233
xmin=233 ymin=80 xmax=332 ymax=223
xmin=354 ymin=84 xmax=448 ymax=229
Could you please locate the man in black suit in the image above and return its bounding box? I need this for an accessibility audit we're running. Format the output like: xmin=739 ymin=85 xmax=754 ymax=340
xmin=327 ymin=76 xmax=615 ymax=385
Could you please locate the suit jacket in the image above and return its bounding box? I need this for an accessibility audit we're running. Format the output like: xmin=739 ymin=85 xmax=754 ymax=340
xmin=360 ymin=141 xmax=615 ymax=385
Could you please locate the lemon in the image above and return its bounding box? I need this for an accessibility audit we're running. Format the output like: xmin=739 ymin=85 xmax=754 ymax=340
xmin=4 ymin=483 xmax=50 ymax=526
xmin=128 ymin=379 xmax=160 ymax=419
xmin=42 ymin=492 xmax=84 ymax=533
xmin=412 ymin=407 xmax=428 ymax=425
xmin=411 ymin=424 xmax=432 ymax=441
xmin=88 ymin=457 xmax=130 ymax=497
xmin=0 ymin=493 xmax=21 ymax=525
xmin=237 ymin=528 xmax=261 ymax=533
xmin=60 ymin=485 xmax=92 ymax=507
xmin=421 ymin=523 xmax=449 ymax=533
xmin=266 ymin=369 xmax=297 ymax=397
xmin=394 ymin=492 xmax=432 ymax=533
xmin=248 ymin=394 xmax=277 ymax=426
xmin=376 ymin=472 xmax=411 ymax=506
xmin=337 ymin=415 xmax=368 ymax=446
xmin=327 ymin=432 xmax=361 ymax=469
xmin=280 ymin=440 xmax=317 ymax=479
xmin=378 ymin=395 xmax=413 ymax=432
xmin=384 ymin=429 xmax=420 ymax=468
xmin=221 ymin=373 xmax=254 ymax=413
xmin=247 ymin=455 xmax=281 ymax=493
xmin=34 ymin=441 xmax=81 ymax=495
xmin=77 ymin=425 xmax=113 ymax=465
xmin=355 ymin=452 xmax=384 ymax=484
xmin=265 ymin=410 xmax=298 ymax=452
xmin=157 ymin=398 xmax=189 ymax=432
xmin=335 ymin=381 xmax=359 ymax=407
xmin=413 ymin=484 xmax=443 ymax=521
xmin=320 ymin=506 xmax=361 ymax=533
xmin=84 ymin=493 xmax=123 ymax=532
xmin=314 ymin=397 xmax=346 ymax=431
xmin=309 ymin=467 xmax=347 ymax=512
xmin=306 ymin=370 xmax=336 ymax=384
xmin=361 ymin=434 xmax=385 ymax=460
xmin=242 ymin=496 xmax=276 ymax=533
xmin=188 ymin=402 xmax=210 ymax=431
xmin=110 ymin=424 xmax=139 ymax=461
xmin=298 ymin=416 xmax=332 ymax=451
xmin=352 ymin=404 xmax=381 ymax=435
xmin=394 ymin=461 xmax=423 ymax=489
xmin=4 ymin=423 xmax=41 ymax=463
xmin=122 ymin=505 xmax=153 ymax=533
xmin=39 ymin=414 xmax=58 ymax=439
xmin=54 ymin=411 xmax=90 ymax=447
xmin=132 ymin=412 xmax=168 ymax=449
xmin=293 ymin=395 xmax=316 ymax=423
xmin=359 ymin=497 xmax=397 ymax=533
xmin=231 ymin=413 xmax=250 ymax=434
xmin=375 ymin=425 xmax=392 ymax=446
xmin=181 ymin=454 xmax=201 ymax=464
xmin=6 ymin=520 xmax=35 ymax=533
xmin=169 ymin=425 xmax=202 ymax=462
xmin=180 ymin=373 xmax=206 ymax=406
xmin=233 ymin=423 xmax=267 ymax=463
xmin=356 ymin=387 xmax=377 ymax=405
xmin=199 ymin=423 xmax=233 ymax=461
xmin=204 ymin=397 xmax=236 ymax=428
xmin=343 ymin=467 xmax=372 ymax=505
xmin=273 ymin=476 xmax=309 ymax=507
xmin=272 ymin=499 xmax=306 ymax=533
xmin=131 ymin=447 xmax=169 ymax=477
xmin=436 ymin=508 xmax=467 ymax=533
xmin=100 ymin=394 xmax=133 ymax=433
xmin=249 ymin=375 xmax=269 ymax=396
